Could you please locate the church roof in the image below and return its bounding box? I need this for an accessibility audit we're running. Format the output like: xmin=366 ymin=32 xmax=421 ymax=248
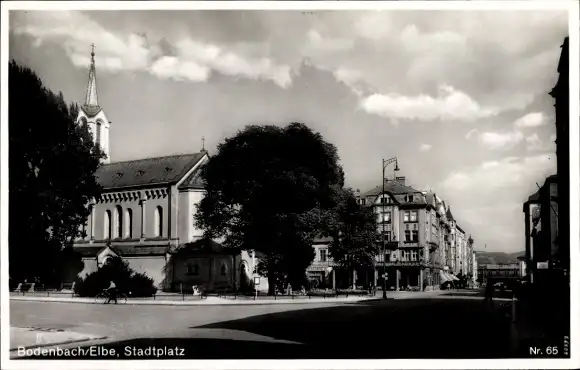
xmin=80 ymin=105 xmax=102 ymax=117
xmin=178 ymin=158 xmax=206 ymax=190
xmin=96 ymin=152 xmax=206 ymax=190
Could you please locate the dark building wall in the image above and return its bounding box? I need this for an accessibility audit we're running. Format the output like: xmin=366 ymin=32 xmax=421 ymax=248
xmin=551 ymin=37 xmax=569 ymax=272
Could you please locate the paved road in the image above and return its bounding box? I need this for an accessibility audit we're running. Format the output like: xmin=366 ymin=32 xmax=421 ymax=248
xmin=11 ymin=297 xmax=515 ymax=359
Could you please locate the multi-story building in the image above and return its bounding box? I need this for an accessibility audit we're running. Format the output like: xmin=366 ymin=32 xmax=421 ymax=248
xmin=523 ymin=175 xmax=558 ymax=285
xmin=306 ymin=236 xmax=336 ymax=289
xmin=357 ymin=176 xmax=445 ymax=291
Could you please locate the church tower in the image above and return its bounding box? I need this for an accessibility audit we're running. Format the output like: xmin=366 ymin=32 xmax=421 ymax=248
xmin=77 ymin=44 xmax=110 ymax=163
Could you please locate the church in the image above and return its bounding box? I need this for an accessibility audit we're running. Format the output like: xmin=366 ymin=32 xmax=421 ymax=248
xmin=72 ymin=48 xmax=263 ymax=293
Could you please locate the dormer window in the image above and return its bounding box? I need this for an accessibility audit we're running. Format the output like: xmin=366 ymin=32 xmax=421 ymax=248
xmin=164 ymin=166 xmax=173 ymax=173
xmin=137 ymin=170 xmax=145 ymax=176
xmin=115 ymin=172 xmax=123 ymax=179
xmin=405 ymin=195 xmax=414 ymax=202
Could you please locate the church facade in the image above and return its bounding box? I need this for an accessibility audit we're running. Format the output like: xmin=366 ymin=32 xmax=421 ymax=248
xmin=72 ymin=49 xmax=262 ymax=293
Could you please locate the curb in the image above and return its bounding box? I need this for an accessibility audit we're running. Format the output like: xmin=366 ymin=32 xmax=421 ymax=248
xmin=10 ymin=295 xmax=376 ymax=306
xmin=10 ymin=335 xmax=109 ymax=352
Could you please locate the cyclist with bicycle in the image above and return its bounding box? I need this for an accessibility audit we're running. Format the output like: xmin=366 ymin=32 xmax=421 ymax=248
xmin=106 ymin=280 xmax=118 ymax=304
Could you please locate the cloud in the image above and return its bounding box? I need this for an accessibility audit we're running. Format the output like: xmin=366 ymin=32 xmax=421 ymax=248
xmin=479 ymin=131 xmax=524 ymax=150
xmin=150 ymin=56 xmax=210 ymax=82
xmin=465 ymin=128 xmax=478 ymax=139
xmin=419 ymin=143 xmax=432 ymax=152
xmin=514 ymin=112 xmax=547 ymax=128
xmin=441 ymin=153 xmax=555 ymax=192
xmin=525 ymin=133 xmax=543 ymax=151
xmin=360 ymin=85 xmax=496 ymax=122
xmin=525 ymin=132 xmax=557 ymax=152
xmin=12 ymin=11 xmax=292 ymax=88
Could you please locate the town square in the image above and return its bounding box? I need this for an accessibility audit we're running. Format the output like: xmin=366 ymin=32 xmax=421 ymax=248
xmin=3 ymin=2 xmax=575 ymax=366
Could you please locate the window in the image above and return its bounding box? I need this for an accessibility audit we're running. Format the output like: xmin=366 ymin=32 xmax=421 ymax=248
xmin=104 ymin=210 xmax=111 ymax=240
xmin=402 ymin=250 xmax=410 ymax=261
xmin=124 ymin=209 xmax=133 ymax=238
xmin=383 ymin=211 xmax=391 ymax=223
xmin=381 ymin=196 xmax=388 ymax=204
xmin=114 ymin=206 xmax=122 ymax=238
xmin=319 ymin=249 xmax=328 ymax=262
xmin=405 ymin=230 xmax=411 ymax=242
xmin=404 ymin=211 xmax=410 ymax=222
xmin=385 ymin=231 xmax=392 ymax=241
xmin=361 ymin=199 xmax=366 ymax=205
xmin=95 ymin=121 xmax=102 ymax=146
xmin=411 ymin=250 xmax=418 ymax=261
xmin=154 ymin=206 xmax=163 ymax=237
xmin=410 ymin=211 xmax=418 ymax=222
xmin=412 ymin=230 xmax=419 ymax=242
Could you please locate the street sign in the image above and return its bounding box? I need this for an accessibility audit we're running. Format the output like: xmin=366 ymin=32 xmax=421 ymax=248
xmin=253 ymin=277 xmax=261 ymax=285
xmin=537 ymin=262 xmax=549 ymax=269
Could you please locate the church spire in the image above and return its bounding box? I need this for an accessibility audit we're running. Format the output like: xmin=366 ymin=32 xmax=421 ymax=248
xmin=84 ymin=43 xmax=99 ymax=108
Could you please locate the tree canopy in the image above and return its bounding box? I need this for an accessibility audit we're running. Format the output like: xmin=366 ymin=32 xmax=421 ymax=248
xmin=195 ymin=123 xmax=345 ymax=293
xmin=9 ymin=60 xmax=105 ymax=285
xmin=325 ymin=188 xmax=380 ymax=272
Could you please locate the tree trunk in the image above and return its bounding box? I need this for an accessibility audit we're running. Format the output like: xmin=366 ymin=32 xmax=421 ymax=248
xmin=267 ymin=268 xmax=276 ymax=296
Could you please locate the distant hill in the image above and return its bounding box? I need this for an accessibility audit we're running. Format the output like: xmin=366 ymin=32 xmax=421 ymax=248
xmin=475 ymin=251 xmax=524 ymax=265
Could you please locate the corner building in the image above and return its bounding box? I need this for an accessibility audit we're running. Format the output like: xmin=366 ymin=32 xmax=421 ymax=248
xmin=357 ymin=177 xmax=445 ymax=291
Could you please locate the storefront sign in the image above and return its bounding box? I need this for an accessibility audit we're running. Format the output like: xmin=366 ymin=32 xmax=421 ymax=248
xmin=253 ymin=277 xmax=261 ymax=285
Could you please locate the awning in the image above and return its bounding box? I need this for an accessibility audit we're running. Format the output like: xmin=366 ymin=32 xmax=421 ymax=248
xmin=439 ymin=270 xmax=451 ymax=283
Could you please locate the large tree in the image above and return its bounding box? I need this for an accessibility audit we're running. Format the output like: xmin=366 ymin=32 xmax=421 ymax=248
xmin=195 ymin=123 xmax=344 ymax=294
xmin=324 ymin=188 xmax=379 ymax=285
xmin=9 ymin=60 xmax=105 ymax=285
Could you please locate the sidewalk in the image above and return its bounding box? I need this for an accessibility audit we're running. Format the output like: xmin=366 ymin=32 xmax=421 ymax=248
xmin=10 ymin=289 xmax=447 ymax=306
xmin=10 ymin=327 xmax=107 ymax=352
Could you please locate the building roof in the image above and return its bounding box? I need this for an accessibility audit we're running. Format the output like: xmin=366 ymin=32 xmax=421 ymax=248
xmin=313 ymin=236 xmax=333 ymax=244
xmin=446 ymin=207 xmax=455 ymax=221
xmin=74 ymin=245 xmax=169 ymax=257
xmin=362 ymin=180 xmax=421 ymax=197
xmin=177 ymin=159 xmax=206 ymax=190
xmin=96 ymin=152 xmax=206 ymax=190
xmin=361 ymin=180 xmax=427 ymax=205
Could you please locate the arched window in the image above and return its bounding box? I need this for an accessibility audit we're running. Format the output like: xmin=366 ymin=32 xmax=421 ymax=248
xmin=114 ymin=206 xmax=122 ymax=238
xmin=95 ymin=120 xmax=102 ymax=146
xmin=154 ymin=206 xmax=163 ymax=237
xmin=124 ymin=209 xmax=133 ymax=239
xmin=104 ymin=210 xmax=112 ymax=240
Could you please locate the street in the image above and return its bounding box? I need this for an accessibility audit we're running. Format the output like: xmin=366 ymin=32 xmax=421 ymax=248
xmin=11 ymin=296 xmax=516 ymax=359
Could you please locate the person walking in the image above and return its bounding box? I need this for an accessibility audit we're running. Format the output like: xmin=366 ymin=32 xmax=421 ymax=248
xmin=106 ymin=280 xmax=118 ymax=304
xmin=483 ymin=277 xmax=494 ymax=307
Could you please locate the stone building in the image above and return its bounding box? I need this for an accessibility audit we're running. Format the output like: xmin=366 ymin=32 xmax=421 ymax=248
xmin=72 ymin=49 xmax=261 ymax=293
xmin=357 ymin=177 xmax=448 ymax=291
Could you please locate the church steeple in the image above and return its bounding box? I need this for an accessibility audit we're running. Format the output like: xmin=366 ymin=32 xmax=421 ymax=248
xmin=83 ymin=43 xmax=100 ymax=114
xmin=77 ymin=43 xmax=110 ymax=164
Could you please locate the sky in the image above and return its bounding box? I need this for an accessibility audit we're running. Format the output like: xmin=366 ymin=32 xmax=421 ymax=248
xmin=9 ymin=8 xmax=569 ymax=253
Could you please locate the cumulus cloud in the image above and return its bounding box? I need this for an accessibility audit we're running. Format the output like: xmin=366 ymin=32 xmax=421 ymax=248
xmin=360 ymin=85 xmax=496 ymax=122
xmin=420 ymin=143 xmax=432 ymax=152
xmin=479 ymin=131 xmax=524 ymax=150
xmin=514 ymin=112 xmax=547 ymax=128
xmin=525 ymin=132 xmax=557 ymax=152
xmin=12 ymin=11 xmax=292 ymax=88
xmin=441 ymin=154 xmax=555 ymax=192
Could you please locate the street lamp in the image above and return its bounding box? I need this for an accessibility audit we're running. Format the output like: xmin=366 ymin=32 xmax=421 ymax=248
xmin=381 ymin=157 xmax=399 ymax=299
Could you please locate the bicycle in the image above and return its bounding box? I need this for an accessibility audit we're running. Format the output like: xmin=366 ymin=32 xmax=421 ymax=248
xmin=95 ymin=289 xmax=128 ymax=304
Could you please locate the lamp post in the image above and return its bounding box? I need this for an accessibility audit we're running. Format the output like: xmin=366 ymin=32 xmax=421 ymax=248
xmin=381 ymin=157 xmax=400 ymax=298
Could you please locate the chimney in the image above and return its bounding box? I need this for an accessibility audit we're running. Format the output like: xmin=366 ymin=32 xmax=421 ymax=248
xmin=395 ymin=176 xmax=406 ymax=185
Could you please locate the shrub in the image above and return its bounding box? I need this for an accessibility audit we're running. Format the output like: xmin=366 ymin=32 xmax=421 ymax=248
xmin=75 ymin=256 xmax=157 ymax=297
